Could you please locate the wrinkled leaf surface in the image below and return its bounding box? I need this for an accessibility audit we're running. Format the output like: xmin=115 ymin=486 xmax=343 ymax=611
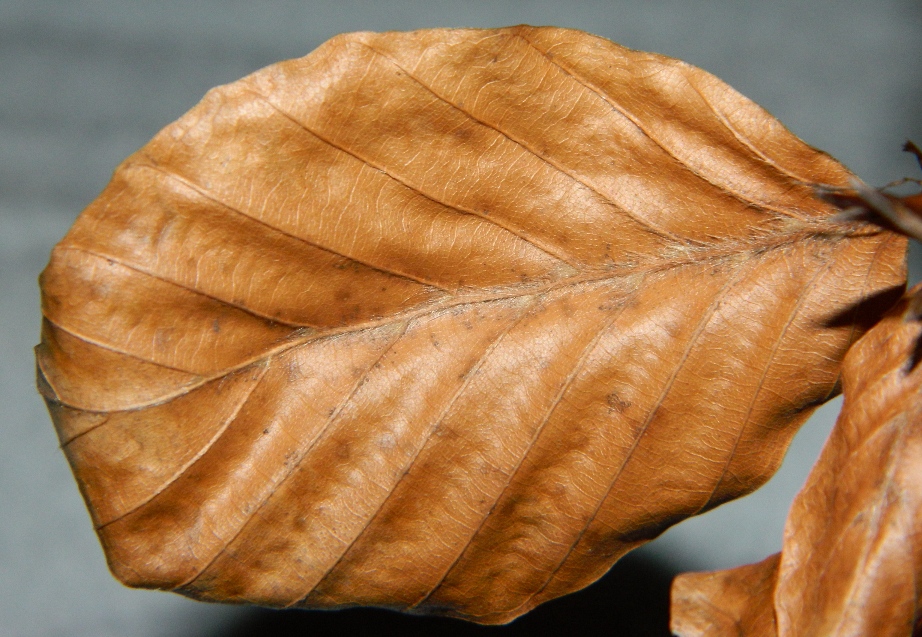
xmin=37 ymin=26 xmax=906 ymax=624
xmin=671 ymin=554 xmax=779 ymax=637
xmin=672 ymin=287 xmax=922 ymax=636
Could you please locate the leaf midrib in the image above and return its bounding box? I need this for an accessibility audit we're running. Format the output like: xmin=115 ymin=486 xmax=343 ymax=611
xmin=44 ymin=220 xmax=856 ymax=415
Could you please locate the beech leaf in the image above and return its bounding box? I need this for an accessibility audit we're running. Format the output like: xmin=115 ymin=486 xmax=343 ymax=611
xmin=37 ymin=26 xmax=907 ymax=624
xmin=671 ymin=286 xmax=922 ymax=636
xmin=671 ymin=554 xmax=780 ymax=637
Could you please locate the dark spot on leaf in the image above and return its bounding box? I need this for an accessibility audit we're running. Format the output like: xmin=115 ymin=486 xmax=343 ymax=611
xmin=607 ymin=392 xmax=631 ymax=413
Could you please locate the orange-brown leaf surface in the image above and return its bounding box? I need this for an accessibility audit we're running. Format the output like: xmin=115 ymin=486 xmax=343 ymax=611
xmin=671 ymin=554 xmax=780 ymax=637
xmin=36 ymin=26 xmax=907 ymax=624
xmin=671 ymin=287 xmax=922 ymax=636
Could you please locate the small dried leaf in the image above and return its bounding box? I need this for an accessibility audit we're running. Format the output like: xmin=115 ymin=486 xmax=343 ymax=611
xmin=671 ymin=554 xmax=779 ymax=637
xmin=672 ymin=287 xmax=922 ymax=636
xmin=37 ymin=26 xmax=906 ymax=624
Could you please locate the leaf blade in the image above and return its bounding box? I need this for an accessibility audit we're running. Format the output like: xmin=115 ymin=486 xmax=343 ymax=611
xmin=671 ymin=288 xmax=922 ymax=636
xmin=38 ymin=26 xmax=907 ymax=624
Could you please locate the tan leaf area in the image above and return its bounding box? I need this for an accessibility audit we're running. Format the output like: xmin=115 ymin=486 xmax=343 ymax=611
xmin=36 ymin=26 xmax=907 ymax=624
xmin=671 ymin=287 xmax=922 ymax=636
xmin=671 ymin=554 xmax=779 ymax=637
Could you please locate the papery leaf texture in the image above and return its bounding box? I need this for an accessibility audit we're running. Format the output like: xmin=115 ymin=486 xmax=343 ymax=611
xmin=671 ymin=286 xmax=922 ymax=637
xmin=671 ymin=554 xmax=780 ymax=637
xmin=37 ymin=26 xmax=907 ymax=624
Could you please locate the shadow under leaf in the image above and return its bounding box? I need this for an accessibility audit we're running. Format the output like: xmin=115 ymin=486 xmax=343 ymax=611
xmin=206 ymin=551 xmax=679 ymax=637
xmin=818 ymin=283 xmax=905 ymax=330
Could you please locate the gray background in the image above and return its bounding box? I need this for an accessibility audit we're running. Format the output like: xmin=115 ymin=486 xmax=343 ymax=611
xmin=3 ymin=1 xmax=921 ymax=635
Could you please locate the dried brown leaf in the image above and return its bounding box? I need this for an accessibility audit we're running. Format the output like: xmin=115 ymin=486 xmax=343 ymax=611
xmin=672 ymin=287 xmax=922 ymax=636
xmin=671 ymin=554 xmax=779 ymax=637
xmin=37 ymin=26 xmax=907 ymax=624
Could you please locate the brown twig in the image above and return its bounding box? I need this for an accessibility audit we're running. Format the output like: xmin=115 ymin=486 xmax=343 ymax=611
xmin=904 ymin=140 xmax=922 ymax=172
xmin=816 ymin=150 xmax=922 ymax=322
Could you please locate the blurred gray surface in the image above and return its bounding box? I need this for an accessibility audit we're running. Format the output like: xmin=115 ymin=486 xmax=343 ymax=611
xmin=2 ymin=1 xmax=920 ymax=635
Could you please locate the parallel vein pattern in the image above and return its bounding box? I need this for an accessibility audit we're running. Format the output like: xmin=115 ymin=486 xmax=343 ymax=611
xmin=671 ymin=288 xmax=922 ymax=637
xmin=37 ymin=26 xmax=906 ymax=624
